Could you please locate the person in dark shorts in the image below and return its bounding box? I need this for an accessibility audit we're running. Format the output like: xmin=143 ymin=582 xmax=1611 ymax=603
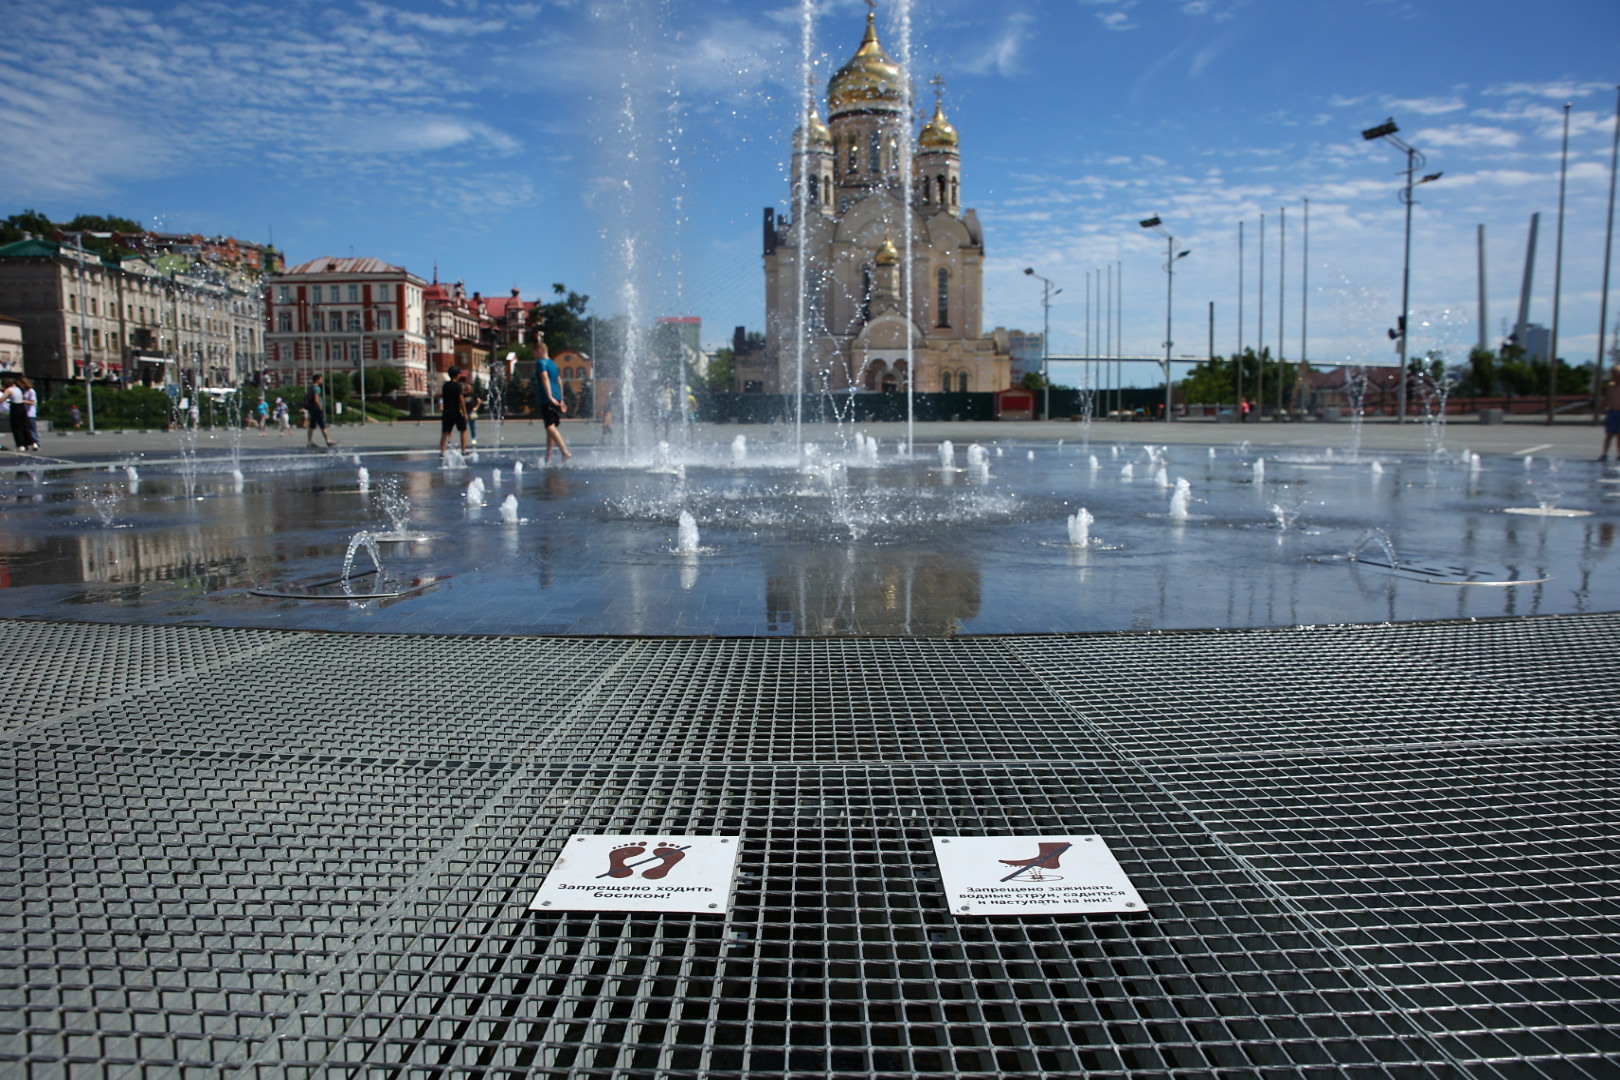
xmin=305 ymin=373 xmax=336 ymax=448
xmin=439 ymin=366 xmax=469 ymax=457
xmin=535 ymin=344 xmax=570 ymax=463
xmin=1601 ymin=365 xmax=1620 ymax=462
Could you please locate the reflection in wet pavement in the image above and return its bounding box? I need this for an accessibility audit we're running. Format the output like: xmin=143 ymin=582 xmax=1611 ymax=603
xmin=1 ymin=440 xmax=1615 ymax=636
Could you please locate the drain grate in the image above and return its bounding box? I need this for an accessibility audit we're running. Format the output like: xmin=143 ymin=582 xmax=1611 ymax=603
xmin=2 ymin=616 xmax=1616 ymax=1077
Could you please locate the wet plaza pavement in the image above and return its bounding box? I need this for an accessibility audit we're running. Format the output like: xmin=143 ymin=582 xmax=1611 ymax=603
xmin=2 ymin=418 xmax=1618 ymax=636
xmin=3 ymin=417 xmax=1618 ymax=1077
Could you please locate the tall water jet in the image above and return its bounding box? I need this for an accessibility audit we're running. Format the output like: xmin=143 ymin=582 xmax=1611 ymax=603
xmin=1169 ymin=477 xmax=1192 ymax=520
xmin=357 ymin=467 xmax=369 ymax=491
xmin=585 ymin=0 xmax=681 ymax=454
xmin=938 ymin=441 xmax=954 ymax=469
xmin=1088 ymin=454 xmax=1100 ymax=473
xmin=731 ymin=434 xmax=748 ymax=465
xmin=1154 ymin=465 xmax=1170 ymax=489
xmin=466 ymin=477 xmax=486 ymax=507
xmin=1121 ymin=462 xmax=1134 ymax=481
xmin=1252 ymin=458 xmax=1265 ymax=483
xmin=499 ymin=494 xmax=519 ymax=523
xmin=1067 ymin=508 xmax=1093 ymax=547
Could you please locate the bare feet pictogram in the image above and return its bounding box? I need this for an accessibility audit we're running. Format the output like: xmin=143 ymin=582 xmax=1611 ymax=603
xmin=641 ymin=845 xmax=687 ymax=880
xmin=999 ymin=842 xmax=1068 ymax=870
xmin=605 ymin=843 xmax=646 ymax=878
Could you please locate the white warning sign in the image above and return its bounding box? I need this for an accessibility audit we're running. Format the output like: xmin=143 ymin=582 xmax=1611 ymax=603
xmin=527 ymin=834 xmax=741 ymax=914
xmin=932 ymin=835 xmax=1148 ymax=916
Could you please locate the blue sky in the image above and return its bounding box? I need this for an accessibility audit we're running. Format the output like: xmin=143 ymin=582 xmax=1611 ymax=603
xmin=3 ymin=0 xmax=1617 ymax=385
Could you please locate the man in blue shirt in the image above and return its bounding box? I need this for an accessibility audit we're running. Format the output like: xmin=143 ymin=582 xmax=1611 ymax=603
xmin=535 ymin=343 xmax=571 ymax=463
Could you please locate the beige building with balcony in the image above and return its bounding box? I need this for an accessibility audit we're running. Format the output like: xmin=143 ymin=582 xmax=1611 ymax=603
xmin=0 ymin=237 xmax=265 ymax=388
xmin=746 ymin=11 xmax=1010 ymax=396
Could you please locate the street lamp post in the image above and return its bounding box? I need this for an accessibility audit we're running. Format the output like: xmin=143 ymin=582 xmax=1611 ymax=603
xmin=1023 ymin=268 xmax=1060 ymax=420
xmin=1139 ymin=217 xmax=1191 ymax=422
xmin=1362 ymin=118 xmax=1441 ymax=424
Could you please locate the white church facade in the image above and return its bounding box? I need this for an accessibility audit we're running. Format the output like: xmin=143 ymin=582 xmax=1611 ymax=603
xmin=744 ymin=10 xmax=1012 ymax=396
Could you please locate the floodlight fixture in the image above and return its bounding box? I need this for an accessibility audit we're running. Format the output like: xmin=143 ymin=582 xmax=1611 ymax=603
xmin=1362 ymin=119 xmax=1399 ymax=141
xmin=1139 ymin=216 xmax=1162 ymax=229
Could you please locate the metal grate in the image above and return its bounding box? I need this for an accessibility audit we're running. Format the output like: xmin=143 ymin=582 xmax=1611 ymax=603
xmin=2 ymin=615 xmax=1616 ymax=1077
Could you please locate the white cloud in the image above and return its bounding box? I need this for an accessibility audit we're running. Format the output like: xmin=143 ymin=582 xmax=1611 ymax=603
xmin=959 ymin=12 xmax=1034 ymax=78
xmin=1080 ymin=0 xmax=1138 ymax=32
xmin=1413 ymin=124 xmax=1520 ymax=149
xmin=1484 ymin=79 xmax=1613 ymax=100
xmin=1386 ymin=96 xmax=1466 ymax=116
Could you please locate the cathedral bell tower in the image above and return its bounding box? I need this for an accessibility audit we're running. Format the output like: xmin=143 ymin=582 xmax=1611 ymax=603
xmin=916 ymin=91 xmax=961 ymax=215
xmin=791 ymin=108 xmax=835 ymax=216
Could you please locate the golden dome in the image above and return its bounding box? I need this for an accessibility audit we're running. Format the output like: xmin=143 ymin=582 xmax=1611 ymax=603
xmin=797 ymin=108 xmax=832 ymax=149
xmin=919 ymin=101 xmax=958 ymax=150
xmin=828 ymin=12 xmax=904 ymax=115
xmin=875 ymin=232 xmax=899 ymax=265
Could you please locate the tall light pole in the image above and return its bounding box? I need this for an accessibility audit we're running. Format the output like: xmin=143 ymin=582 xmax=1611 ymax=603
xmin=1549 ymin=102 xmax=1571 ymax=424
xmin=1139 ymin=216 xmax=1190 ymax=422
xmin=1024 ymin=268 xmax=1059 ymax=419
xmin=1362 ymin=118 xmax=1441 ymax=423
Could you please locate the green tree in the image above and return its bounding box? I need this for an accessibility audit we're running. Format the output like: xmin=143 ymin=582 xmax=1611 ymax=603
xmin=0 ymin=209 xmax=54 ymax=246
xmin=1020 ymin=371 xmax=1047 ymax=392
xmin=362 ymin=365 xmax=404 ymax=398
xmin=1455 ymin=347 xmax=1500 ymax=397
xmin=704 ymin=348 xmax=736 ymax=392
xmin=65 ymin=214 xmax=142 ymax=257
xmin=536 ymin=284 xmax=592 ymax=356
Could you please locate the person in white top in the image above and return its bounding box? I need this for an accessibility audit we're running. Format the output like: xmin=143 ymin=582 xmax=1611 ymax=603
xmin=4 ymin=376 xmax=32 ymax=452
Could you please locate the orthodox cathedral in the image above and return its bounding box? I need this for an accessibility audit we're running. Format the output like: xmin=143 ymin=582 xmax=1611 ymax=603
xmin=746 ymin=9 xmax=1011 ymax=395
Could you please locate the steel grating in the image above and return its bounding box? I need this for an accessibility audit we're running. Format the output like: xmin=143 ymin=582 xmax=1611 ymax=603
xmin=1 ymin=616 xmax=1617 ymax=1078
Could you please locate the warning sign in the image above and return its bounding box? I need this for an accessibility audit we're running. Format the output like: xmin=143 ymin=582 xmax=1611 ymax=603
xmin=932 ymin=835 xmax=1147 ymax=916
xmin=527 ymin=834 xmax=741 ymax=914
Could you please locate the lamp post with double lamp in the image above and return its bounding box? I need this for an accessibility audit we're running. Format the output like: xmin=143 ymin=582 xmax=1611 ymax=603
xmin=1361 ymin=118 xmax=1441 ymax=423
xmin=1138 ymin=217 xmax=1190 ymax=422
xmin=1023 ymin=268 xmax=1060 ymax=419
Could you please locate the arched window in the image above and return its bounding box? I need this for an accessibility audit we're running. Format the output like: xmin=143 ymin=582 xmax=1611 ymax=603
xmin=846 ymin=139 xmax=857 ymax=173
xmin=958 ymin=372 xmax=970 ymax=393
xmin=936 ymin=175 xmax=946 ymax=203
xmin=940 ymin=371 xmax=952 ymax=392
xmin=820 ymin=175 xmax=830 ymax=205
xmin=950 ymin=177 xmax=959 ymax=205
xmin=860 ymin=267 xmax=872 ymax=324
xmin=869 ymin=131 xmax=880 ymax=172
xmin=936 ymin=268 xmax=950 ymax=328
